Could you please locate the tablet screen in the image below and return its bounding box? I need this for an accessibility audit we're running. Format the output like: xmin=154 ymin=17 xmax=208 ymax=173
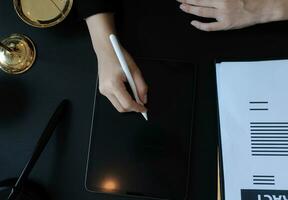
xmin=85 ymin=60 xmax=196 ymax=200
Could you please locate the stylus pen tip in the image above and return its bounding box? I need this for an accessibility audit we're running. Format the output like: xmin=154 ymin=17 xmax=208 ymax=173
xmin=142 ymin=112 xmax=148 ymax=121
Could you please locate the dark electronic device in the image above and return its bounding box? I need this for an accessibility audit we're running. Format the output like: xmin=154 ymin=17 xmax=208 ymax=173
xmin=85 ymin=60 xmax=197 ymax=200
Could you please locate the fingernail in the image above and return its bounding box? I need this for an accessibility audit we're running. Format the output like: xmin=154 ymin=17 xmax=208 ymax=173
xmin=144 ymin=94 xmax=148 ymax=104
xmin=191 ymin=21 xmax=197 ymax=26
xmin=180 ymin=4 xmax=185 ymax=10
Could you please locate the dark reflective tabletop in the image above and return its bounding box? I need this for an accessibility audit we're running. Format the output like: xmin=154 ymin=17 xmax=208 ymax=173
xmin=0 ymin=1 xmax=105 ymax=200
xmin=0 ymin=1 xmax=218 ymax=200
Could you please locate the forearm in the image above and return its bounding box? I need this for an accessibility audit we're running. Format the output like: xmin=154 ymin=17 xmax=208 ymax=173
xmin=85 ymin=13 xmax=116 ymax=60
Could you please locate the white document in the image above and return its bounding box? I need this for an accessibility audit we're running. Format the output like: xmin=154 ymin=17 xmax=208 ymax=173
xmin=216 ymin=60 xmax=288 ymax=200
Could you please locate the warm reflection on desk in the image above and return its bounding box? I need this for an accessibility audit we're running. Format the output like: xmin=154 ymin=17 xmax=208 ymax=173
xmin=102 ymin=178 xmax=119 ymax=192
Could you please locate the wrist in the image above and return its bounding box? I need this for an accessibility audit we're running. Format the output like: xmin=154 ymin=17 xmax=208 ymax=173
xmin=275 ymin=0 xmax=288 ymax=21
xmin=93 ymin=40 xmax=114 ymax=57
xmin=95 ymin=44 xmax=120 ymax=66
xmin=85 ymin=13 xmax=117 ymax=60
xmin=258 ymin=0 xmax=288 ymax=23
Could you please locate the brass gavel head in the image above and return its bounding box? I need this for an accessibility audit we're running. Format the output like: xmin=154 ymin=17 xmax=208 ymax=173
xmin=13 ymin=0 xmax=73 ymax=28
xmin=0 ymin=34 xmax=36 ymax=74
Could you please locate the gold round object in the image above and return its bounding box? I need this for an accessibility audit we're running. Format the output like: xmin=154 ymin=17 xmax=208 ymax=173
xmin=13 ymin=0 xmax=73 ymax=28
xmin=0 ymin=34 xmax=36 ymax=74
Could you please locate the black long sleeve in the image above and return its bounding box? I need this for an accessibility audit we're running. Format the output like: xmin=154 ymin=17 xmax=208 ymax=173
xmin=74 ymin=0 xmax=288 ymax=62
xmin=75 ymin=0 xmax=118 ymax=19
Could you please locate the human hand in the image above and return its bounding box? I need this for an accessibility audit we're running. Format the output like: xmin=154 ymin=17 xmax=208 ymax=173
xmin=85 ymin=13 xmax=148 ymax=113
xmin=177 ymin=0 xmax=288 ymax=31
xmin=97 ymin=47 xmax=148 ymax=113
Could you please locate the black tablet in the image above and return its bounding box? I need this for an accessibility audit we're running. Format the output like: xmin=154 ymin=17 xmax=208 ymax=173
xmin=85 ymin=59 xmax=196 ymax=200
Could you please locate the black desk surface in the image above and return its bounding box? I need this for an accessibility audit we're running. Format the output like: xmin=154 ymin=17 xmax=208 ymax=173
xmin=4 ymin=1 xmax=288 ymax=199
xmin=0 ymin=2 xmax=133 ymax=200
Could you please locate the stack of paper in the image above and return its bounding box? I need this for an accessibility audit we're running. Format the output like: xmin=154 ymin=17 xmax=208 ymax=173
xmin=216 ymin=60 xmax=288 ymax=200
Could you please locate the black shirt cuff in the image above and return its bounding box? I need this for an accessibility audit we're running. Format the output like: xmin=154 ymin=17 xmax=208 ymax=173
xmin=75 ymin=0 xmax=117 ymax=19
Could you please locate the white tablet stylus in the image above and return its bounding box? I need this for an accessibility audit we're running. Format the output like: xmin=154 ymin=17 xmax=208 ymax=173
xmin=109 ymin=34 xmax=148 ymax=121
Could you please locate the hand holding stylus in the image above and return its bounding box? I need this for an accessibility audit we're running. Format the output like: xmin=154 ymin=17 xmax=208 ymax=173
xmin=110 ymin=34 xmax=148 ymax=120
xmin=85 ymin=14 xmax=148 ymax=114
